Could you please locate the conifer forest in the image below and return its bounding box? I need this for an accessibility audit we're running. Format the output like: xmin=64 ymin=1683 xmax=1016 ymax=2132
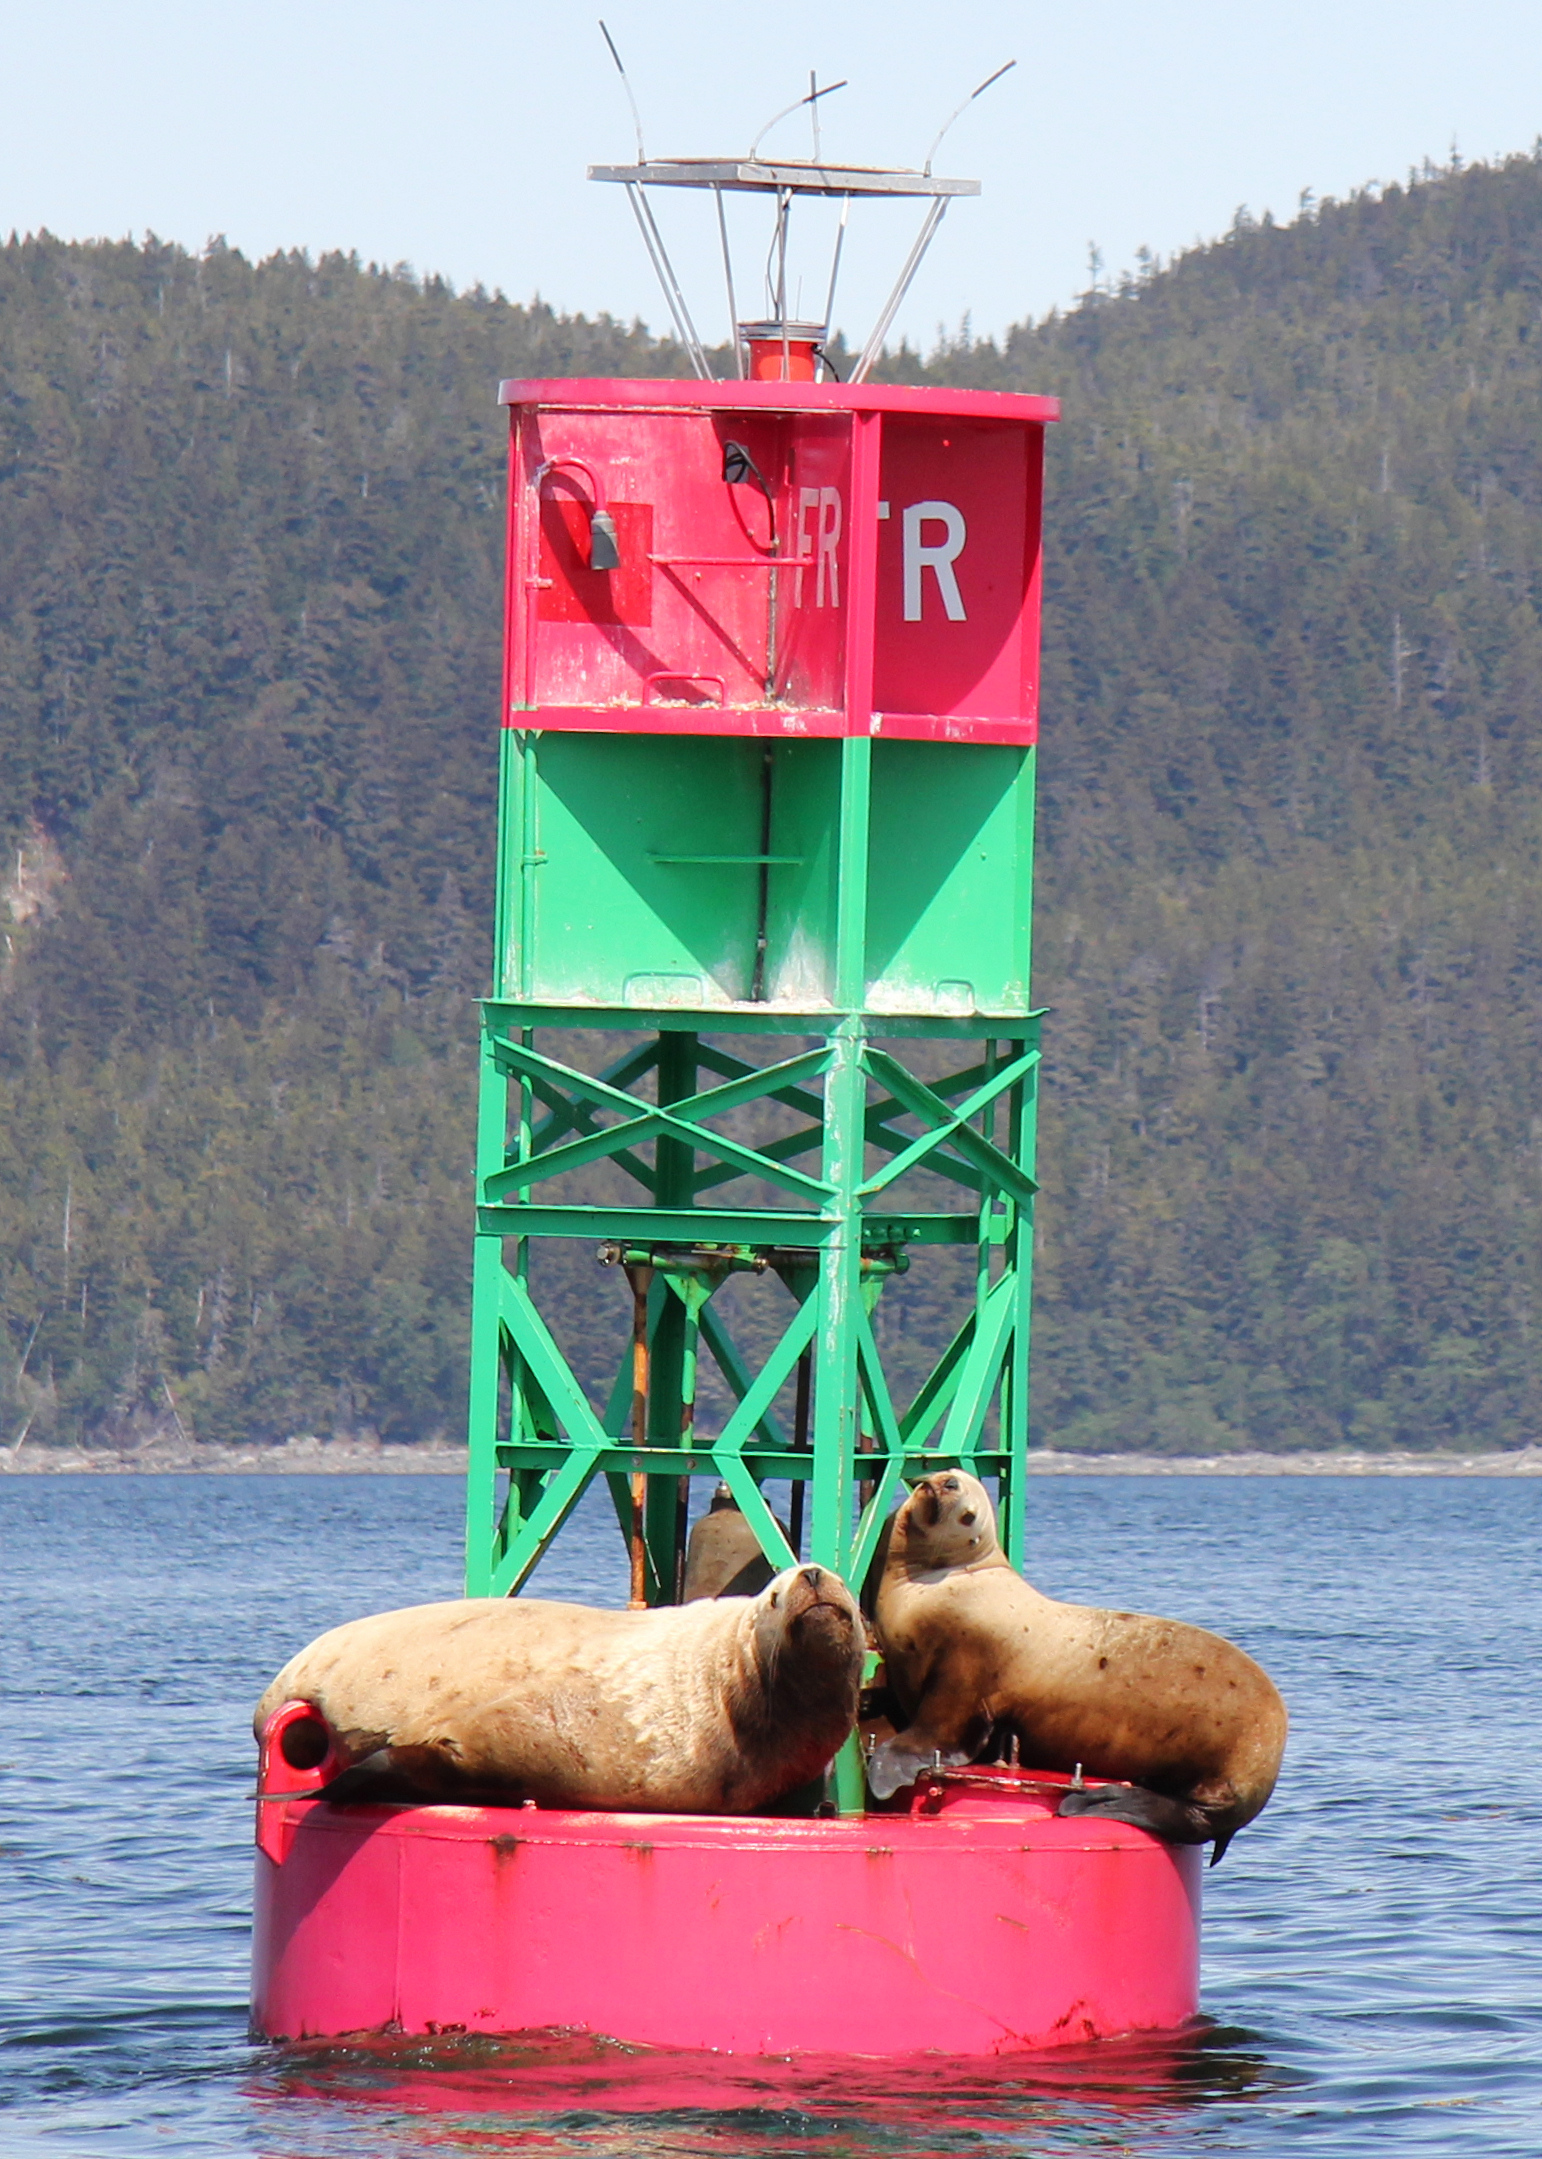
xmin=6 ymin=151 xmax=1542 ymax=1455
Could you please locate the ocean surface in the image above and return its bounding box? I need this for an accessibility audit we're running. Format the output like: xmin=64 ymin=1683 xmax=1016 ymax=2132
xmin=2 ymin=1472 xmax=1538 ymax=2157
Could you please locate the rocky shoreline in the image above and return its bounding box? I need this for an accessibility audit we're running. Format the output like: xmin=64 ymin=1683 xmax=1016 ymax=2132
xmin=5 ymin=1435 xmax=1542 ymax=1477
xmin=1027 ymin=1446 xmax=1542 ymax=1476
xmin=0 ymin=1435 xmax=467 ymax=1475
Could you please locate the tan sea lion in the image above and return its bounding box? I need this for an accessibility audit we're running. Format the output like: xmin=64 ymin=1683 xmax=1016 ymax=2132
xmin=682 ymin=1484 xmax=786 ymax=1600
xmin=867 ymin=1472 xmax=1287 ymax=1863
xmin=254 ymin=1564 xmax=863 ymax=1815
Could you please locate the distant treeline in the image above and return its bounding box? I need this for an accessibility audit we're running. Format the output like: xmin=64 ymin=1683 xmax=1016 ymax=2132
xmin=5 ymin=153 xmax=1542 ymax=1452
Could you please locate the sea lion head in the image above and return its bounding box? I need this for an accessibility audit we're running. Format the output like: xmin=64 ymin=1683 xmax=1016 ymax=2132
xmin=894 ymin=1470 xmax=1001 ymax=1573
xmin=750 ymin=1564 xmax=866 ymax=1714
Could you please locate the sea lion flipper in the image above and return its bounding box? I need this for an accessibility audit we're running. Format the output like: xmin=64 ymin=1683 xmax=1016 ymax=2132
xmin=866 ymin=1734 xmax=974 ymax=1801
xmin=316 ymin=1748 xmax=400 ymax=1803
xmin=1057 ymin=1783 xmax=1213 ymax=1846
xmin=319 ymin=1742 xmax=468 ymax=1805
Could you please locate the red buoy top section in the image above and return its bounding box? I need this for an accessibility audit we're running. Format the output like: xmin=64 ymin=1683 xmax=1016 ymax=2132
xmin=498 ymin=378 xmax=1058 ymax=743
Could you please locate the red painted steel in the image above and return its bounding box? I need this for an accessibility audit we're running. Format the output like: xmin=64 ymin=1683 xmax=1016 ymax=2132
xmin=252 ymin=1708 xmax=1200 ymax=2055
xmin=500 ymin=380 xmax=1057 ymax=743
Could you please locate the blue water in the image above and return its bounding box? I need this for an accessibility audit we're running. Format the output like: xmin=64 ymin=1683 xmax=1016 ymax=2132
xmin=2 ymin=1473 xmax=1539 ymax=2156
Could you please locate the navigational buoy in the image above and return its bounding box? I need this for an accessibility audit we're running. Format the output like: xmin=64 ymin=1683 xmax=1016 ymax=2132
xmin=252 ymin=80 xmax=1204 ymax=2056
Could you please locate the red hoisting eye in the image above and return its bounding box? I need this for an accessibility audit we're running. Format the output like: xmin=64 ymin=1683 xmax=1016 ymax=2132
xmin=279 ymin=1711 xmax=331 ymax=1771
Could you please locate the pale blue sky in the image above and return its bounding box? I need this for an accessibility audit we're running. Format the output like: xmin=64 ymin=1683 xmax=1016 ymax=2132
xmin=3 ymin=2 xmax=1540 ymax=353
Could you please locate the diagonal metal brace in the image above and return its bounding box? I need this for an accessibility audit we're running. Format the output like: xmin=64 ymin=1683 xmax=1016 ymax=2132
xmin=484 ymin=1042 xmax=836 ymax=1202
xmin=859 ymin=1047 xmax=1040 ymax=1207
xmin=514 ymin=1067 xmax=657 ymax=1194
xmin=714 ymin=1296 xmax=818 ymax=1458
xmin=523 ymin=1038 xmax=659 ymax=1152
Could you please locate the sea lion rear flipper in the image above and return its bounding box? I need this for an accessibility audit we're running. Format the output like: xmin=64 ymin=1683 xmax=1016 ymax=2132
xmin=1057 ymin=1783 xmax=1213 ymax=1847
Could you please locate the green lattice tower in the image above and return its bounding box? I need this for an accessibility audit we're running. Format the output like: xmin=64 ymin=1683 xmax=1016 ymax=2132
xmin=464 ymin=379 xmax=1055 ymax=1810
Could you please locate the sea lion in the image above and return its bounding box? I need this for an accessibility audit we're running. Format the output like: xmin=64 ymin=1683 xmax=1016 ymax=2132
xmin=254 ymin=1564 xmax=864 ymax=1816
xmin=682 ymin=1484 xmax=786 ymax=1600
xmin=867 ymin=1472 xmax=1287 ymax=1863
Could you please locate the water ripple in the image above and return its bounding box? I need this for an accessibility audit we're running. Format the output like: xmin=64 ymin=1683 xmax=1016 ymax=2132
xmin=3 ymin=1472 xmax=1540 ymax=2156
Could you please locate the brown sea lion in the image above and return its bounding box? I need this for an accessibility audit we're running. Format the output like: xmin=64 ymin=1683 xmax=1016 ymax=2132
xmin=254 ymin=1564 xmax=863 ymax=1815
xmin=682 ymin=1484 xmax=786 ymax=1600
xmin=867 ymin=1472 xmax=1287 ymax=1863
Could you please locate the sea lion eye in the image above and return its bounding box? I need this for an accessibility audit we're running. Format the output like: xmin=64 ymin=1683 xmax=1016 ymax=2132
xmin=942 ymin=1477 xmax=959 ymax=1493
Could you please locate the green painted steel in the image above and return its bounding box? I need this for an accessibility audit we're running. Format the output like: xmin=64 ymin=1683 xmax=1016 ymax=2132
xmin=465 ymin=727 xmax=1040 ymax=1806
xmin=492 ymin=733 xmax=1035 ymax=1018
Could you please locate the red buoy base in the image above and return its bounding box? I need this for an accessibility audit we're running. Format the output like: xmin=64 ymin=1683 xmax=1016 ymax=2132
xmin=252 ymin=1714 xmax=1200 ymax=2056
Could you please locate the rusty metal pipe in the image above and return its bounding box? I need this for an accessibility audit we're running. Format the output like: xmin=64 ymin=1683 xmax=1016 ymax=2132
xmin=624 ymin=1262 xmax=654 ymax=1608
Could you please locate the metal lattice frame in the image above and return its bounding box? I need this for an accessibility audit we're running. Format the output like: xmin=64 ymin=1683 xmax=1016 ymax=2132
xmin=465 ymin=1011 xmax=1038 ymax=1622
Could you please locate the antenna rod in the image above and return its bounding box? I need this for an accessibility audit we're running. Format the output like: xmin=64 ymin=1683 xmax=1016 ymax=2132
xmin=599 ymin=20 xmax=647 ymax=165
xmin=776 ymin=187 xmax=790 ymax=376
xmin=923 ymin=58 xmax=1016 ymax=175
xmin=748 ymin=78 xmax=848 ymax=164
xmin=851 ymin=197 xmax=950 ymax=381
xmin=624 ymin=180 xmax=713 ymax=378
xmin=714 ymin=185 xmax=745 ymax=376
xmin=820 ymin=195 xmax=850 ymax=354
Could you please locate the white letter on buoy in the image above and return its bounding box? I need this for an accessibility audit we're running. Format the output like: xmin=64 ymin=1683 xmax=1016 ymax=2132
xmin=816 ymin=487 xmax=842 ymax=609
xmin=902 ymin=500 xmax=967 ymax=622
xmin=795 ymin=487 xmax=821 ymax=606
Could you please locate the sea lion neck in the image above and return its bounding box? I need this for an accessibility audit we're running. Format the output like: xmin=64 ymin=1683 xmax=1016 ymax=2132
xmin=897 ymin=1536 xmax=1010 ymax=1582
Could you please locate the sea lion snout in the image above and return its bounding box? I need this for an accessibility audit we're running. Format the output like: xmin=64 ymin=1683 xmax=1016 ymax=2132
xmin=765 ymin=1563 xmax=836 ymax=1606
xmin=757 ymin=1564 xmax=864 ymax=1665
xmin=910 ymin=1478 xmax=945 ymax=1530
xmin=782 ymin=1564 xmax=858 ymax=1628
xmin=936 ymin=1474 xmax=978 ymax=1528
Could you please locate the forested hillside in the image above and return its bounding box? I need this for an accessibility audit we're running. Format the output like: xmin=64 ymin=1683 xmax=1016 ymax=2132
xmin=0 ymin=242 xmax=678 ymax=1446
xmin=6 ymin=153 xmax=1542 ymax=1453
xmin=912 ymin=154 xmax=1542 ymax=1452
